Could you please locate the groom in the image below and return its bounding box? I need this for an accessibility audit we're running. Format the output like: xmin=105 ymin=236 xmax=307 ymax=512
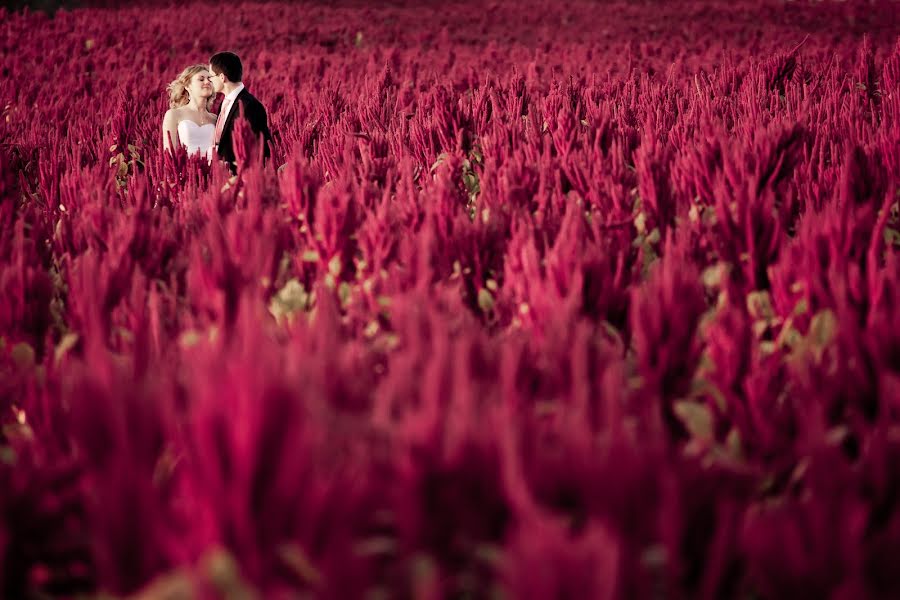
xmin=209 ymin=51 xmax=272 ymax=169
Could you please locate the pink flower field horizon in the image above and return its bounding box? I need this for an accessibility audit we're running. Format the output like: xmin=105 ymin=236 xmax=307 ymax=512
xmin=1 ymin=0 xmax=899 ymax=597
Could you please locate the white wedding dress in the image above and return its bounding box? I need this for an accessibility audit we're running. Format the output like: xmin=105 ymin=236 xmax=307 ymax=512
xmin=177 ymin=120 xmax=215 ymax=162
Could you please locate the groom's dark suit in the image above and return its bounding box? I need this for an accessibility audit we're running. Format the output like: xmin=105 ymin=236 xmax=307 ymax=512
xmin=216 ymin=87 xmax=272 ymax=168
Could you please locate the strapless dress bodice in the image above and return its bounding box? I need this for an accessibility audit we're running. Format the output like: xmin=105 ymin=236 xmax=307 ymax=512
xmin=177 ymin=120 xmax=215 ymax=161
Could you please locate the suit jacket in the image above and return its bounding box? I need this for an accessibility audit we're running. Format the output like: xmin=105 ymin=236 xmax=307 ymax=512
xmin=216 ymin=87 xmax=272 ymax=168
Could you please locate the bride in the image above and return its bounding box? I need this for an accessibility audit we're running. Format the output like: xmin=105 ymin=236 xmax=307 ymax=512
xmin=162 ymin=65 xmax=216 ymax=161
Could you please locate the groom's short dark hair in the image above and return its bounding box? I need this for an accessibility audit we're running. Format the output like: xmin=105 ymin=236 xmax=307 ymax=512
xmin=210 ymin=52 xmax=243 ymax=83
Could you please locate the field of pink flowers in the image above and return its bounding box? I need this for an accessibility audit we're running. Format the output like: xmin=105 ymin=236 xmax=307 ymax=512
xmin=1 ymin=0 xmax=899 ymax=597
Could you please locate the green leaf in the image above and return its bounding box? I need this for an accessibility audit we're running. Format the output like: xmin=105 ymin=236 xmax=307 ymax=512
xmin=130 ymin=571 xmax=194 ymax=600
xmin=477 ymin=288 xmax=494 ymax=312
xmin=746 ymin=290 xmax=775 ymax=321
xmin=327 ymin=254 xmax=342 ymax=276
xmin=269 ymin=278 xmax=309 ymax=324
xmin=777 ymin=325 xmax=804 ymax=351
xmin=202 ymin=547 xmax=255 ymax=599
xmin=725 ymin=428 xmax=742 ymax=459
xmin=599 ymin=320 xmax=624 ymax=350
xmin=278 ymin=544 xmax=322 ymax=586
xmin=353 ymin=536 xmax=396 ymax=557
xmin=11 ymin=342 xmax=35 ymax=369
xmin=462 ymin=165 xmax=480 ymax=198
xmin=884 ymin=227 xmax=900 ymax=247
xmin=673 ymin=401 xmax=713 ymax=441
xmin=178 ymin=330 xmax=201 ymax=348
xmin=54 ymin=332 xmax=79 ymax=366
xmin=808 ymin=309 xmax=838 ymax=356
xmin=688 ymin=203 xmax=701 ymax=223
xmin=474 ymin=543 xmax=503 ymax=566
xmin=430 ymin=153 xmax=448 ymax=173
xmin=412 ymin=554 xmax=437 ymax=588
xmin=641 ymin=245 xmax=658 ymax=277
xmin=690 ymin=376 xmax=728 ymax=412
xmin=363 ymin=320 xmax=380 ymax=338
xmin=701 ymin=263 xmax=725 ymax=289
xmin=338 ymin=281 xmax=351 ymax=307
xmin=0 ymin=446 xmax=15 ymax=465
xmin=634 ymin=211 xmax=647 ymax=235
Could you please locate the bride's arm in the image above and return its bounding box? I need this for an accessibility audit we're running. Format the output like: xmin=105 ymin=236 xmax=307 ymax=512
xmin=162 ymin=109 xmax=179 ymax=152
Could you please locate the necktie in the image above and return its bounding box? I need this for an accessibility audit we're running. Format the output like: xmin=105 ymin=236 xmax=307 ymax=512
xmin=215 ymin=98 xmax=231 ymax=144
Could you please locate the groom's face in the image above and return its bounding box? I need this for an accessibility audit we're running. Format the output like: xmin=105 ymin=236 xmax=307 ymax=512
xmin=209 ymin=66 xmax=225 ymax=94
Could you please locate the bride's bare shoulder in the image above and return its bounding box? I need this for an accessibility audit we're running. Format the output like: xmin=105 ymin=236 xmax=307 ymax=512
xmin=163 ymin=107 xmax=185 ymax=124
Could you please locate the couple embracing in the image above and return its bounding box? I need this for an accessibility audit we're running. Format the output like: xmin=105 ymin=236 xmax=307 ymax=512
xmin=163 ymin=51 xmax=272 ymax=169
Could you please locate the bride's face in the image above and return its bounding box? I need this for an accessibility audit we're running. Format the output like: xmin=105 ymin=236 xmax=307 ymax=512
xmin=187 ymin=70 xmax=214 ymax=102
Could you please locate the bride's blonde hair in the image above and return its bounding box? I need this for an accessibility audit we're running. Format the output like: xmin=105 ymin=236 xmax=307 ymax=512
xmin=167 ymin=64 xmax=211 ymax=109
